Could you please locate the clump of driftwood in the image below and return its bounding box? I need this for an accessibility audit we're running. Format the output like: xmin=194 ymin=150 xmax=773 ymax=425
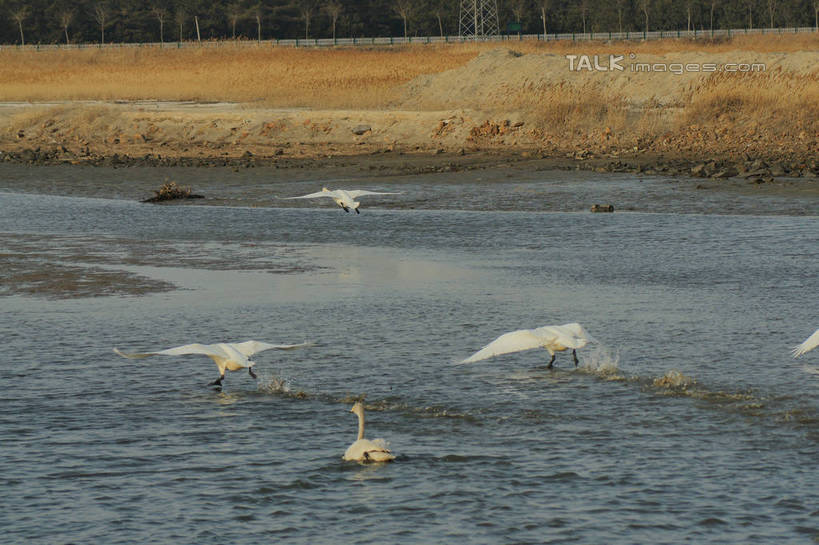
xmin=142 ymin=181 xmax=204 ymax=203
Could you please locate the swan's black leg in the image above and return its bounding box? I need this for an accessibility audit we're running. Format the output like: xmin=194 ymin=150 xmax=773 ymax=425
xmin=572 ymin=349 xmax=579 ymax=366
xmin=547 ymin=354 xmax=556 ymax=369
xmin=209 ymin=374 xmax=224 ymax=388
xmin=342 ymin=206 xmax=350 ymax=213
xmin=248 ymin=367 xmax=257 ymax=379
xmin=355 ymin=208 xmax=360 ymax=214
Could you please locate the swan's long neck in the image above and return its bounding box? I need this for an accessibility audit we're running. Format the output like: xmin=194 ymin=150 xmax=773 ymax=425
xmin=356 ymin=410 xmax=365 ymax=440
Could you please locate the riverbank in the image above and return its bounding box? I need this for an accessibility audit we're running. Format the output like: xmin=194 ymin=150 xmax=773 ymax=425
xmin=0 ymin=37 xmax=817 ymax=186
xmin=1 ymin=106 xmax=816 ymax=189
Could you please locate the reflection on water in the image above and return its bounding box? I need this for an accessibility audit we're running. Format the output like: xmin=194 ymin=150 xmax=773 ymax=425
xmin=0 ymin=178 xmax=817 ymax=544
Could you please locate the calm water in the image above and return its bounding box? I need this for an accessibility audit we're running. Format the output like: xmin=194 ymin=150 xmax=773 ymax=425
xmin=1 ymin=170 xmax=818 ymax=544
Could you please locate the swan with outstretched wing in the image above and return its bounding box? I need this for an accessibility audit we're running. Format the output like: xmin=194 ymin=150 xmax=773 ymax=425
xmin=282 ymin=187 xmax=402 ymax=213
xmin=113 ymin=340 xmax=313 ymax=389
xmin=461 ymin=323 xmax=594 ymax=368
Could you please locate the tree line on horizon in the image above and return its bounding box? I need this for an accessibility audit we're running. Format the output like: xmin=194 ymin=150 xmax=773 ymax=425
xmin=1 ymin=0 xmax=817 ymax=46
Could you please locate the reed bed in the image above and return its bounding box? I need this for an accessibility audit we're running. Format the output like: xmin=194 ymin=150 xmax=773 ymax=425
xmin=502 ymin=80 xmax=630 ymax=134
xmin=684 ymin=70 xmax=819 ymax=134
xmin=0 ymin=33 xmax=815 ymax=108
xmin=0 ymin=46 xmax=476 ymax=107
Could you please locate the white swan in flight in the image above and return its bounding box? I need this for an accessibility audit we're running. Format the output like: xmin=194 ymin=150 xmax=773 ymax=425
xmin=113 ymin=340 xmax=312 ymax=388
xmin=282 ymin=187 xmax=401 ymax=213
xmin=343 ymin=401 xmax=396 ymax=463
xmin=792 ymin=328 xmax=819 ymax=358
xmin=461 ymin=322 xmax=594 ymax=367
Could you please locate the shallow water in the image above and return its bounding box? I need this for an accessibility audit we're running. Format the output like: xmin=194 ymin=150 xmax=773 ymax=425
xmin=1 ymin=171 xmax=818 ymax=544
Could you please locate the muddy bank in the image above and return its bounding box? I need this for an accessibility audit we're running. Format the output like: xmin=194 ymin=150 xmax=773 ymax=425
xmin=0 ymin=100 xmax=816 ymax=188
xmin=2 ymin=140 xmax=817 ymax=191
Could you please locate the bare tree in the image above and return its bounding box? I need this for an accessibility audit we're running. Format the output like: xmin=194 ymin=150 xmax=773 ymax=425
xmin=685 ymin=0 xmax=694 ymax=32
xmin=175 ymin=8 xmax=186 ymax=41
xmin=815 ymin=0 xmax=819 ymax=31
xmin=615 ymin=0 xmax=624 ymax=33
xmin=640 ymin=0 xmax=649 ymax=34
xmin=58 ymin=10 xmax=73 ymax=44
xmin=152 ymin=6 xmax=167 ymax=44
xmin=747 ymin=0 xmax=753 ymax=28
xmin=431 ymin=0 xmax=446 ymax=37
xmin=251 ymin=5 xmax=263 ymax=43
xmin=226 ymin=2 xmax=243 ymax=39
xmin=394 ymin=0 xmax=414 ymax=39
xmin=511 ymin=0 xmax=525 ymax=36
xmin=539 ymin=0 xmax=549 ymax=35
xmin=579 ymin=0 xmax=589 ymax=34
xmin=11 ymin=7 xmax=28 ymax=45
xmin=94 ymin=3 xmax=108 ymax=44
xmin=710 ymin=0 xmax=717 ymax=34
xmin=298 ymin=0 xmax=316 ymax=39
xmin=118 ymin=6 xmax=130 ymax=42
xmin=325 ymin=0 xmax=342 ymax=41
xmin=767 ymin=0 xmax=776 ymax=28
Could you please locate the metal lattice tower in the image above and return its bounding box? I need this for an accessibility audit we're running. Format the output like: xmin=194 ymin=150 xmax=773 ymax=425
xmin=458 ymin=0 xmax=500 ymax=39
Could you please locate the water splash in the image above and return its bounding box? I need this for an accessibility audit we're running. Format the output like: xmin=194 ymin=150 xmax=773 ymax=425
xmin=256 ymin=371 xmax=308 ymax=399
xmin=652 ymin=369 xmax=696 ymax=391
xmin=256 ymin=371 xmax=291 ymax=394
xmin=579 ymin=345 xmax=624 ymax=381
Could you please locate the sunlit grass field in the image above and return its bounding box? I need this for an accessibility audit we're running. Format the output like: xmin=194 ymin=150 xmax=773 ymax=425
xmin=0 ymin=33 xmax=815 ymax=109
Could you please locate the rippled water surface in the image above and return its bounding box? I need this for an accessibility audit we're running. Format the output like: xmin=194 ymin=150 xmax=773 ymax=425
xmin=1 ymin=170 xmax=818 ymax=544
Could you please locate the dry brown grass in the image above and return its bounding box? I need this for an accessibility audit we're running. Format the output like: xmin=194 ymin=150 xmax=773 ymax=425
xmin=0 ymin=33 xmax=815 ymax=108
xmin=684 ymin=70 xmax=819 ymax=134
xmin=502 ymin=31 xmax=818 ymax=55
xmin=502 ymin=80 xmax=630 ymax=134
xmin=0 ymin=45 xmax=476 ymax=108
xmin=1 ymin=34 xmax=816 ymax=160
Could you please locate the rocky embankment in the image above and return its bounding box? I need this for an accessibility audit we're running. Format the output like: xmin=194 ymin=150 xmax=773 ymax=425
xmin=2 ymin=144 xmax=816 ymax=190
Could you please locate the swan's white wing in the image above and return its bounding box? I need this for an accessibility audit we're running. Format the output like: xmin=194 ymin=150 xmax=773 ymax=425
xmin=535 ymin=324 xmax=591 ymax=349
xmin=558 ymin=322 xmax=596 ymax=343
xmin=345 ymin=190 xmax=403 ymax=198
xmin=230 ymin=340 xmax=314 ymax=357
xmin=792 ymin=328 xmax=819 ymax=358
xmin=281 ymin=191 xmax=337 ymax=200
xmin=460 ymin=329 xmax=543 ymax=364
xmin=113 ymin=347 xmax=157 ymax=359
xmin=113 ymin=343 xmax=221 ymax=359
xmin=344 ymin=438 xmax=395 ymax=462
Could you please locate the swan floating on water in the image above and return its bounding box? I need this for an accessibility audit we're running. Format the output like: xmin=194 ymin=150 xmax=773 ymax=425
xmin=282 ymin=187 xmax=402 ymax=213
xmin=792 ymin=328 xmax=819 ymax=358
xmin=113 ymin=340 xmax=312 ymax=389
xmin=461 ymin=322 xmax=594 ymax=367
xmin=343 ymin=401 xmax=396 ymax=463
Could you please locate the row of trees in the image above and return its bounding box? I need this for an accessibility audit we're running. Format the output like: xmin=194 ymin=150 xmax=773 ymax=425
xmin=2 ymin=0 xmax=817 ymax=45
